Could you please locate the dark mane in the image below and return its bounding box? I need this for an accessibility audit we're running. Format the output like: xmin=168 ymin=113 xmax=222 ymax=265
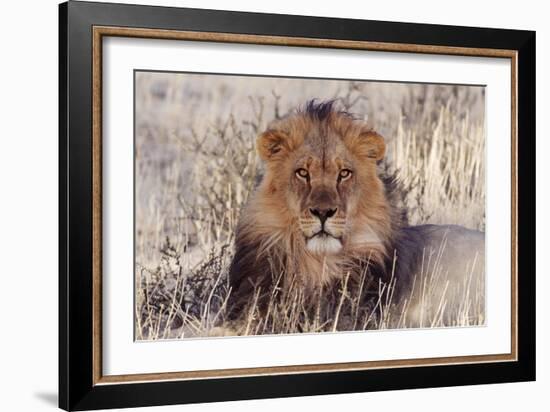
xmin=380 ymin=168 xmax=409 ymax=230
xmin=377 ymin=168 xmax=429 ymax=298
xmin=303 ymin=99 xmax=352 ymax=122
xmin=354 ymin=168 xmax=411 ymax=286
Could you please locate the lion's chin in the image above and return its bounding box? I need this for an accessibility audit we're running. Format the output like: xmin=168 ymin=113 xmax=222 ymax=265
xmin=306 ymin=235 xmax=342 ymax=255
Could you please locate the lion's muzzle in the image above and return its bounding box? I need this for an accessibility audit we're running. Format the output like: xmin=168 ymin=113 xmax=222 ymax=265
xmin=300 ymin=207 xmax=346 ymax=255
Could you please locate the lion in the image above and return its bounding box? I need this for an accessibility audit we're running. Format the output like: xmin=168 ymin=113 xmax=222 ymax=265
xmin=227 ymin=100 xmax=485 ymax=329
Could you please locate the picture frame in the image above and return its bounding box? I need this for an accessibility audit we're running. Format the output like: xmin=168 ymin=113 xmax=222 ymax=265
xmin=59 ymin=1 xmax=536 ymax=410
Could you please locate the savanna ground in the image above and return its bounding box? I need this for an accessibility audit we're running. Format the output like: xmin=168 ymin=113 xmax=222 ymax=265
xmin=135 ymin=72 xmax=485 ymax=340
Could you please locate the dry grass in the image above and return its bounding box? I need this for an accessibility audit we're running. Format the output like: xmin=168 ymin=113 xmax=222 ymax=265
xmin=134 ymin=72 xmax=485 ymax=340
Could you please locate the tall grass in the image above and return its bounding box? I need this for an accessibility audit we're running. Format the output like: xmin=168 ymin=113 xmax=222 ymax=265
xmin=134 ymin=73 xmax=485 ymax=340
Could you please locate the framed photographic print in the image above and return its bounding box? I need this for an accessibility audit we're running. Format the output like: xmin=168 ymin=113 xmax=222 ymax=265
xmin=59 ymin=1 xmax=536 ymax=410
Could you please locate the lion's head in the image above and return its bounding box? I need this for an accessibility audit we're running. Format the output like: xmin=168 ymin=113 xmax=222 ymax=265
xmin=255 ymin=100 xmax=391 ymax=260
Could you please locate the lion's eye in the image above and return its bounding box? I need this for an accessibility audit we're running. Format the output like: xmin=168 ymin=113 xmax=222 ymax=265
xmin=295 ymin=168 xmax=309 ymax=179
xmin=339 ymin=169 xmax=353 ymax=180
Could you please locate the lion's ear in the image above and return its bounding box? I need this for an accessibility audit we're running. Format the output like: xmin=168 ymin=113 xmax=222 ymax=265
xmin=257 ymin=129 xmax=290 ymax=161
xmin=355 ymin=131 xmax=386 ymax=161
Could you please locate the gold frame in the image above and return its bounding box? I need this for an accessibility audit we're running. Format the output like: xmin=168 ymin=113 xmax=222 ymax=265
xmin=91 ymin=26 xmax=518 ymax=386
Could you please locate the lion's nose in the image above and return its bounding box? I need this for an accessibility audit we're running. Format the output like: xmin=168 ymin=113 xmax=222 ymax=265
xmin=309 ymin=207 xmax=337 ymax=225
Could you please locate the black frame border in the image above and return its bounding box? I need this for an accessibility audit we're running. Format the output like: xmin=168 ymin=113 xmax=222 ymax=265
xmin=59 ymin=1 xmax=535 ymax=410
